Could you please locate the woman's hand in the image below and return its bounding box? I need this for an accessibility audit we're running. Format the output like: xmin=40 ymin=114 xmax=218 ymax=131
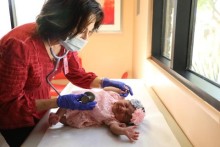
xmin=57 ymin=94 xmax=97 ymax=110
xmin=101 ymin=78 xmax=133 ymax=97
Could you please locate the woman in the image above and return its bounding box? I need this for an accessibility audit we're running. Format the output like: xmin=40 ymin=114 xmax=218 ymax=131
xmin=0 ymin=0 xmax=133 ymax=146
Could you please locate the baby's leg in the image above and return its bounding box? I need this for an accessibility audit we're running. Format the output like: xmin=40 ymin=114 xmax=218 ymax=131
xmin=49 ymin=113 xmax=60 ymax=126
xmin=60 ymin=116 xmax=68 ymax=125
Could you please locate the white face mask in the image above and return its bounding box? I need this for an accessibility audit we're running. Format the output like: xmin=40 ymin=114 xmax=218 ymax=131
xmin=59 ymin=37 xmax=88 ymax=52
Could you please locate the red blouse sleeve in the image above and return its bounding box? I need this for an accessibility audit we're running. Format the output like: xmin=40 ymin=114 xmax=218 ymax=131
xmin=65 ymin=52 xmax=98 ymax=89
xmin=0 ymin=38 xmax=35 ymax=115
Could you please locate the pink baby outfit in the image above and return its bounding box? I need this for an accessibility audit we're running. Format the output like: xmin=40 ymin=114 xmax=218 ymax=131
xmin=65 ymin=89 xmax=123 ymax=128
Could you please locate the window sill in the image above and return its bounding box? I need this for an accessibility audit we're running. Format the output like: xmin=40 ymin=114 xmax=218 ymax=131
xmin=151 ymin=56 xmax=220 ymax=111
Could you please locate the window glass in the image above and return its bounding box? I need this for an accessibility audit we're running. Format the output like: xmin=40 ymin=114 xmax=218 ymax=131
xmin=162 ymin=0 xmax=177 ymax=59
xmin=189 ymin=0 xmax=220 ymax=85
xmin=0 ymin=0 xmax=12 ymax=38
xmin=152 ymin=0 xmax=220 ymax=111
xmin=14 ymin=0 xmax=46 ymax=26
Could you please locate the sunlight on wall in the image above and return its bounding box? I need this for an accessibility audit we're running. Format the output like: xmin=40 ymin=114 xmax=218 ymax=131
xmin=142 ymin=59 xmax=220 ymax=147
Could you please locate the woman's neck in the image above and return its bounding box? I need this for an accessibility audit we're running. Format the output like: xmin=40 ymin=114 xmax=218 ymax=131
xmin=44 ymin=40 xmax=61 ymax=61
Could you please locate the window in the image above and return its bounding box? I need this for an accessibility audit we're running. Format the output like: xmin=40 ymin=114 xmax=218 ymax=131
xmin=14 ymin=0 xmax=46 ymax=26
xmin=152 ymin=0 xmax=220 ymax=111
xmin=189 ymin=0 xmax=220 ymax=86
xmin=162 ymin=0 xmax=177 ymax=59
xmin=0 ymin=0 xmax=12 ymax=38
xmin=1 ymin=0 xmax=46 ymax=37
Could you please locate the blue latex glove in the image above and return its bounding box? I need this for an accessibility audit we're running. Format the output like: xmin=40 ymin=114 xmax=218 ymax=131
xmin=101 ymin=78 xmax=133 ymax=97
xmin=57 ymin=94 xmax=97 ymax=110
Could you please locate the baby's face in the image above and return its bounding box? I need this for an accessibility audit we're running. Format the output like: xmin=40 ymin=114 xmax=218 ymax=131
xmin=112 ymin=100 xmax=135 ymax=124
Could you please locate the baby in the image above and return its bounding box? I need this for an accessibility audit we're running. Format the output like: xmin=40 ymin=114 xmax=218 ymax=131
xmin=49 ymin=87 xmax=145 ymax=142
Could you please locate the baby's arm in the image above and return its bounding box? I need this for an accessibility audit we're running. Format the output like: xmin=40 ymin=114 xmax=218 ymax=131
xmin=103 ymin=87 xmax=121 ymax=94
xmin=49 ymin=108 xmax=67 ymax=126
xmin=109 ymin=123 xmax=139 ymax=142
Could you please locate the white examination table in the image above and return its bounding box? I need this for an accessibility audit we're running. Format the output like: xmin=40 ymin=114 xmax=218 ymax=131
xmin=22 ymin=79 xmax=192 ymax=147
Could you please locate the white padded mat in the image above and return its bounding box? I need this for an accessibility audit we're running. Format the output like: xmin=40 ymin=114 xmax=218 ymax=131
xmin=32 ymin=80 xmax=181 ymax=147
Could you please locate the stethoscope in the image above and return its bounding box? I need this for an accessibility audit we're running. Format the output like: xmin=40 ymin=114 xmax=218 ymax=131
xmin=46 ymin=42 xmax=69 ymax=96
xmin=46 ymin=40 xmax=95 ymax=103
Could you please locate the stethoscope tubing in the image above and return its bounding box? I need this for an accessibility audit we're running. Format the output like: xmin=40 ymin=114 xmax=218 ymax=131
xmin=46 ymin=47 xmax=69 ymax=96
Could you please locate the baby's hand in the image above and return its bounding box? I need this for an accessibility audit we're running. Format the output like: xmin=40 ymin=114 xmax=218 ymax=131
xmin=124 ymin=126 xmax=139 ymax=142
xmin=48 ymin=113 xmax=60 ymax=126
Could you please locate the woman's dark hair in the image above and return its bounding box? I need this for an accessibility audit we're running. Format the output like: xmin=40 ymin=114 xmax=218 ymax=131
xmin=36 ymin=0 xmax=104 ymax=41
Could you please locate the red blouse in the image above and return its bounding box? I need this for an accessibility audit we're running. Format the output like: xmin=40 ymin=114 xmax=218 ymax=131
xmin=0 ymin=23 xmax=97 ymax=129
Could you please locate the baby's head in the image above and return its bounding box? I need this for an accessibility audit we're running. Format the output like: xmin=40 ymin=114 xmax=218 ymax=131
xmin=112 ymin=99 xmax=145 ymax=125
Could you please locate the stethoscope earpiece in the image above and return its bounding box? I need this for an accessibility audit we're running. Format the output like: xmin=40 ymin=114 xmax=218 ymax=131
xmin=81 ymin=92 xmax=95 ymax=104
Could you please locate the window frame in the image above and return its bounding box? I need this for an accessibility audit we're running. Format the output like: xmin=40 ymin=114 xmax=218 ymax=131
xmin=151 ymin=0 xmax=220 ymax=111
xmin=8 ymin=0 xmax=17 ymax=28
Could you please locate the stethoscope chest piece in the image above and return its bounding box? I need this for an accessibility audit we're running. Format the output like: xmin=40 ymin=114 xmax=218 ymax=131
xmin=81 ymin=92 xmax=95 ymax=104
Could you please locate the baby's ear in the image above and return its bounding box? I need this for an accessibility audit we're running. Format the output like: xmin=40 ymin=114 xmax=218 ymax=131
xmin=119 ymin=123 xmax=126 ymax=127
